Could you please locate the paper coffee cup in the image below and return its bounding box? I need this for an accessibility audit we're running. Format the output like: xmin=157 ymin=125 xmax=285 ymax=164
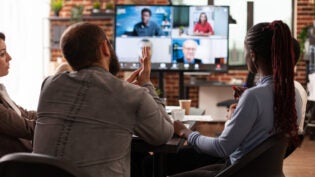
xmin=179 ymin=99 xmax=191 ymax=115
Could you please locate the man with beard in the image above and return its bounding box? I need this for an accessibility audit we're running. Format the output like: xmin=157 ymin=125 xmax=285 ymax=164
xmin=33 ymin=22 xmax=174 ymax=177
xmin=132 ymin=8 xmax=163 ymax=37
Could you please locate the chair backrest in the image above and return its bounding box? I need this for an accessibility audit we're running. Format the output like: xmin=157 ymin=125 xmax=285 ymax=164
xmin=0 ymin=152 xmax=90 ymax=177
xmin=215 ymin=134 xmax=288 ymax=177
xmin=284 ymin=133 xmax=304 ymax=159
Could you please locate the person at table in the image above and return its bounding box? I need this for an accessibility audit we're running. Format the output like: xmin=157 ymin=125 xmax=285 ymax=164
xmin=170 ymin=20 xmax=300 ymax=176
xmin=292 ymin=38 xmax=308 ymax=135
xmin=0 ymin=32 xmax=37 ymax=157
xmin=231 ymin=38 xmax=307 ymax=135
xmin=176 ymin=39 xmax=202 ymax=64
xmin=132 ymin=8 xmax=163 ymax=37
xmin=224 ymin=37 xmax=307 ymax=160
xmin=33 ymin=22 xmax=174 ymax=177
xmin=193 ymin=12 xmax=214 ymax=36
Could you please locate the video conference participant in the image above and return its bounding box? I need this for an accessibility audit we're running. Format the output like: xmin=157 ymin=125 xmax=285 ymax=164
xmin=133 ymin=8 xmax=163 ymax=37
xmin=176 ymin=39 xmax=202 ymax=64
xmin=33 ymin=22 xmax=174 ymax=177
xmin=193 ymin=12 xmax=214 ymax=36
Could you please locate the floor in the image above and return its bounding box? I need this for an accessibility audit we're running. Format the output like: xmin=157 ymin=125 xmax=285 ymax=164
xmin=283 ymin=136 xmax=315 ymax=177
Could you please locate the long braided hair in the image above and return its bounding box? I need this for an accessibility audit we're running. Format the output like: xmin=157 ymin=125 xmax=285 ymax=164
xmin=245 ymin=21 xmax=298 ymax=144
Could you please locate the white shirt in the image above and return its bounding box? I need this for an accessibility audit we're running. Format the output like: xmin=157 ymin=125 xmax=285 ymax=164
xmin=0 ymin=83 xmax=22 ymax=116
xmin=308 ymin=73 xmax=315 ymax=101
xmin=294 ymin=81 xmax=308 ymax=134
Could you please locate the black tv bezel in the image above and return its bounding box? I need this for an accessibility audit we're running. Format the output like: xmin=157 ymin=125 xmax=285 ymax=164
xmin=114 ymin=4 xmax=230 ymax=73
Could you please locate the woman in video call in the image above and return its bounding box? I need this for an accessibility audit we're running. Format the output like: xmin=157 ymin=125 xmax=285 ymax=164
xmin=193 ymin=12 xmax=214 ymax=36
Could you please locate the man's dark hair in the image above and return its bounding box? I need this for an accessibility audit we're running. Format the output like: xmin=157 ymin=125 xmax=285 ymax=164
xmin=0 ymin=32 xmax=5 ymax=41
xmin=141 ymin=8 xmax=152 ymax=16
xmin=60 ymin=22 xmax=107 ymax=71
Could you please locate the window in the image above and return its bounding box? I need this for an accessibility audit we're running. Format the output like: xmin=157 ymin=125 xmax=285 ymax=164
xmin=214 ymin=0 xmax=293 ymax=67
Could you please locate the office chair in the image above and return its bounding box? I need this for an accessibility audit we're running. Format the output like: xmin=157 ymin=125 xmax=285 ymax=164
xmin=0 ymin=152 xmax=90 ymax=177
xmin=215 ymin=134 xmax=288 ymax=177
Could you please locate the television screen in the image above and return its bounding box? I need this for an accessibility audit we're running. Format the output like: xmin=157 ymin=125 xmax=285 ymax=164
xmin=115 ymin=5 xmax=229 ymax=72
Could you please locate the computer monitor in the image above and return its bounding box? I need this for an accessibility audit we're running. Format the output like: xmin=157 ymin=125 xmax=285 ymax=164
xmin=115 ymin=5 xmax=229 ymax=72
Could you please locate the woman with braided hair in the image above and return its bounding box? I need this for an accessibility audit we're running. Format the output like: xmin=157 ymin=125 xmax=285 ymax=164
xmin=170 ymin=20 xmax=298 ymax=177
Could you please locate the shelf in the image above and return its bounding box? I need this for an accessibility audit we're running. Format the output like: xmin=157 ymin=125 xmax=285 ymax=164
xmin=184 ymin=80 xmax=242 ymax=87
xmin=49 ymin=14 xmax=114 ymax=21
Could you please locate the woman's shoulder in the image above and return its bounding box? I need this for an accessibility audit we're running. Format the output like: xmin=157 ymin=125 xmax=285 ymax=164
xmin=241 ymin=85 xmax=273 ymax=103
xmin=246 ymin=84 xmax=272 ymax=94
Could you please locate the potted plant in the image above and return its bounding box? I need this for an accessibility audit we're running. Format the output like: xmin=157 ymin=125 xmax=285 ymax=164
xmin=92 ymin=1 xmax=101 ymax=13
xmin=71 ymin=4 xmax=84 ymax=22
xmin=105 ymin=2 xmax=114 ymax=13
xmin=155 ymin=88 xmax=167 ymax=105
xmin=156 ymin=88 xmax=163 ymax=98
xmin=178 ymin=26 xmax=185 ymax=36
xmin=51 ymin=0 xmax=63 ymax=16
xmin=298 ymin=26 xmax=310 ymax=53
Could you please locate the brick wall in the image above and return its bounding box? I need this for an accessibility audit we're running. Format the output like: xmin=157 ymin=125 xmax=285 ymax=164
xmin=296 ymin=0 xmax=315 ymax=33
xmin=50 ymin=18 xmax=113 ymax=62
xmin=296 ymin=0 xmax=315 ymax=86
xmin=49 ymin=0 xmax=314 ymax=107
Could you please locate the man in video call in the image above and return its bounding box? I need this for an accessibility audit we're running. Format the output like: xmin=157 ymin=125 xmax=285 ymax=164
xmin=176 ymin=39 xmax=202 ymax=64
xmin=133 ymin=8 xmax=163 ymax=37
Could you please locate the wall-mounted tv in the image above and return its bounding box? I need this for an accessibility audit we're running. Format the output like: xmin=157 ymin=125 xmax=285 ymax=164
xmin=115 ymin=5 xmax=229 ymax=72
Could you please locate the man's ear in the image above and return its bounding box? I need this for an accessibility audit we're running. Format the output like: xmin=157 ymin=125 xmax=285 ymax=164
xmin=100 ymin=41 xmax=110 ymax=57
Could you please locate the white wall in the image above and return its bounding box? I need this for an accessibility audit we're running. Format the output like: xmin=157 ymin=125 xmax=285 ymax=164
xmin=0 ymin=0 xmax=50 ymax=110
xmin=195 ymin=38 xmax=227 ymax=63
xmin=199 ymin=86 xmax=233 ymax=120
